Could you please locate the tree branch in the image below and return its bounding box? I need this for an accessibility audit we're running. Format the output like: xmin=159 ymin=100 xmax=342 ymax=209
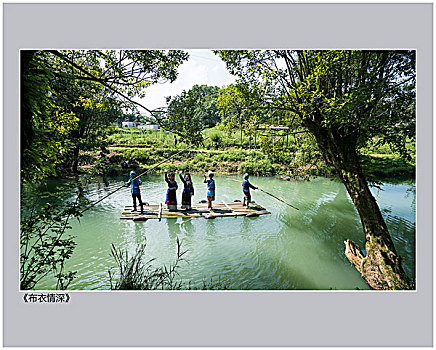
xmin=48 ymin=50 xmax=165 ymax=125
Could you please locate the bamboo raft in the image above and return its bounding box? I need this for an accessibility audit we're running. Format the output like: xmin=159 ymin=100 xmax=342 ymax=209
xmin=120 ymin=201 xmax=270 ymax=221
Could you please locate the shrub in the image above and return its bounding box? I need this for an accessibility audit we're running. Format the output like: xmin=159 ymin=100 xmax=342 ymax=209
xmin=108 ymin=154 xmax=123 ymax=164
xmin=109 ymin=239 xmax=228 ymax=290
xmin=210 ymin=133 xmax=222 ymax=149
xmin=79 ymin=153 xmax=96 ymax=165
xmin=20 ymin=184 xmax=90 ymax=289
xmin=195 ymin=161 xmax=208 ymax=172
xmin=239 ymin=161 xmax=256 ymax=174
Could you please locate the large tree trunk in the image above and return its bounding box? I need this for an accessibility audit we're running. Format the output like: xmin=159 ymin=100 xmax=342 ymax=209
xmin=338 ymin=164 xmax=407 ymax=289
xmin=239 ymin=112 xmax=243 ymax=148
xmin=306 ymin=124 xmax=408 ymax=289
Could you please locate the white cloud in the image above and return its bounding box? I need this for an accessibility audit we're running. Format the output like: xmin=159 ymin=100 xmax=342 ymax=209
xmin=134 ymin=49 xmax=236 ymax=115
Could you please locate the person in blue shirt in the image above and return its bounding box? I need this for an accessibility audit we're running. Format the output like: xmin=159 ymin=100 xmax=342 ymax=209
xmin=129 ymin=170 xmax=144 ymax=213
xmin=242 ymin=173 xmax=258 ymax=207
xmin=203 ymin=171 xmax=215 ymax=210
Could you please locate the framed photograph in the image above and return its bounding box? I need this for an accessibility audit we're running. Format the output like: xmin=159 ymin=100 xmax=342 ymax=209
xmin=4 ymin=3 xmax=432 ymax=346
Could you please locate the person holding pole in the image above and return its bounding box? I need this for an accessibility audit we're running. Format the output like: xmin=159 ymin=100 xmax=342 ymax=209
xmin=129 ymin=170 xmax=144 ymax=214
xmin=242 ymin=173 xmax=258 ymax=207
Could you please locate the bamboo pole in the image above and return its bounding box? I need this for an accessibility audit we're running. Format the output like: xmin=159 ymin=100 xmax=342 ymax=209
xmin=257 ymin=188 xmax=299 ymax=210
xmin=222 ymin=200 xmax=233 ymax=211
xmin=226 ymin=177 xmax=299 ymax=210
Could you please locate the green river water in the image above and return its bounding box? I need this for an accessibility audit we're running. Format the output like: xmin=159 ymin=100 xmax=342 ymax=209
xmin=29 ymin=175 xmax=415 ymax=290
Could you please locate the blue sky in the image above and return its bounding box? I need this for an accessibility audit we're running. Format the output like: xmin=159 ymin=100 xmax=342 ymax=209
xmin=137 ymin=49 xmax=237 ymax=114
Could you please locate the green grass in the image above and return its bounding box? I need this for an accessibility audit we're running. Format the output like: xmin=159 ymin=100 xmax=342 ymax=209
xmin=360 ymin=154 xmax=415 ymax=179
xmin=359 ymin=136 xmax=416 ymax=164
xmin=358 ymin=136 xmax=415 ymax=179
xmin=108 ymin=126 xmax=264 ymax=150
xmin=79 ymin=127 xmax=415 ymax=179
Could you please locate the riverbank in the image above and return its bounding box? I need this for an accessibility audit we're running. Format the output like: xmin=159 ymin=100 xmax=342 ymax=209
xmin=76 ymin=147 xmax=332 ymax=179
xmin=73 ymin=127 xmax=415 ymax=180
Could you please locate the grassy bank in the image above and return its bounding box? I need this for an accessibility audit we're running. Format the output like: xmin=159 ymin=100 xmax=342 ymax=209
xmin=359 ymin=136 xmax=415 ymax=179
xmin=77 ymin=127 xmax=415 ymax=180
xmin=80 ymin=147 xmax=313 ymax=178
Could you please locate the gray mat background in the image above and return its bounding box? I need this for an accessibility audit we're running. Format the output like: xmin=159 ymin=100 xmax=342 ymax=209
xmin=3 ymin=3 xmax=432 ymax=347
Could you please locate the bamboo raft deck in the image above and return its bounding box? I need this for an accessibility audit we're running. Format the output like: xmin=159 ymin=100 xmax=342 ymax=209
xmin=120 ymin=201 xmax=270 ymax=221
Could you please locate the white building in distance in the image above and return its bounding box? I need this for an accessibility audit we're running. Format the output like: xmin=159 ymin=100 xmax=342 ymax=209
xmin=137 ymin=124 xmax=160 ymax=130
xmin=121 ymin=121 xmax=136 ymax=128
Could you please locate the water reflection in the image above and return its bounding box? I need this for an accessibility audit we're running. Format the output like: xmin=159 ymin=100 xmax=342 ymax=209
xmin=205 ymin=218 xmax=217 ymax=236
xmin=179 ymin=217 xmax=194 ymax=237
xmin=166 ymin=219 xmax=181 ymax=241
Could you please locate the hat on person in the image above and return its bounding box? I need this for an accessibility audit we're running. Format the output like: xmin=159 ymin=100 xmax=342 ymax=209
xmin=208 ymin=170 xmax=214 ymax=176
xmin=130 ymin=170 xmax=136 ymax=176
xmin=243 ymin=173 xmax=249 ymax=180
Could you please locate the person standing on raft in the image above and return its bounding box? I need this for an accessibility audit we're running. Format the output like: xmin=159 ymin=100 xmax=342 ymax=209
xmin=129 ymin=170 xmax=144 ymax=213
xmin=165 ymin=170 xmax=178 ymax=211
xmin=179 ymin=171 xmax=194 ymax=211
xmin=242 ymin=173 xmax=258 ymax=207
xmin=203 ymin=171 xmax=215 ymax=210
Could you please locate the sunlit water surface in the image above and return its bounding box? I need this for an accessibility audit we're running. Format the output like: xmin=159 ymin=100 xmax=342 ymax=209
xmin=29 ymin=175 xmax=415 ymax=290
